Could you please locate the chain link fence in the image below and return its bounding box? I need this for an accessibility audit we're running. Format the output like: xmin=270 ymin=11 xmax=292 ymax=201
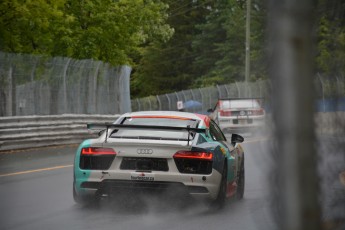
xmin=131 ymin=76 xmax=344 ymax=114
xmin=0 ymin=52 xmax=131 ymax=116
xmin=131 ymin=80 xmax=271 ymax=113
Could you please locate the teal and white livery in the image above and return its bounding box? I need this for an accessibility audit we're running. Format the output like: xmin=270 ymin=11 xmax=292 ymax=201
xmin=73 ymin=111 xmax=245 ymax=208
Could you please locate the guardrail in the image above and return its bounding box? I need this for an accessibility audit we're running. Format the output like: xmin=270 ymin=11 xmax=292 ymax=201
xmin=0 ymin=114 xmax=120 ymax=151
xmin=0 ymin=112 xmax=343 ymax=151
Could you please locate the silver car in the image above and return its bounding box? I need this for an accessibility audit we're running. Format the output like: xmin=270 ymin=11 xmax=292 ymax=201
xmin=209 ymin=98 xmax=266 ymax=134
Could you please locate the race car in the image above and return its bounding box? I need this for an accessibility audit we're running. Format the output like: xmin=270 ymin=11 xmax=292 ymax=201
xmin=73 ymin=111 xmax=245 ymax=208
xmin=208 ymin=98 xmax=266 ymax=134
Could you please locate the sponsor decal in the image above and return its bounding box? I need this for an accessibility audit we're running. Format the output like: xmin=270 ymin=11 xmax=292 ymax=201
xmin=130 ymin=172 xmax=155 ymax=181
xmin=220 ymin=147 xmax=227 ymax=156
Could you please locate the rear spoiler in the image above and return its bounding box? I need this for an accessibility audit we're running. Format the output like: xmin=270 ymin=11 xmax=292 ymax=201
xmin=87 ymin=123 xmax=206 ymax=145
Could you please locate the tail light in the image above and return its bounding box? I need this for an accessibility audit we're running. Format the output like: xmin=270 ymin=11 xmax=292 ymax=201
xmin=173 ymin=151 xmax=213 ymax=160
xmin=81 ymin=147 xmax=116 ymax=155
xmin=173 ymin=151 xmax=213 ymax=174
xmin=250 ymin=109 xmax=264 ymax=116
xmin=80 ymin=147 xmax=116 ymax=170
xmin=219 ymin=110 xmax=232 ymax=116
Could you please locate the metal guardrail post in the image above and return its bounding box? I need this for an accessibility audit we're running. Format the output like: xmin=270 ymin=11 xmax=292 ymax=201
xmin=235 ymin=81 xmax=241 ymax=98
xmin=216 ymin=85 xmax=221 ymax=99
xmin=156 ymin=95 xmax=161 ymax=111
xmin=317 ymin=73 xmax=326 ymax=112
xmin=165 ymin=94 xmax=171 ymax=111
xmin=224 ymin=84 xmax=230 ymax=97
xmin=7 ymin=66 xmax=13 ymax=116
xmin=62 ymin=58 xmax=71 ymax=114
xmin=136 ymin=98 xmax=140 ymax=111
xmin=198 ymin=88 xmax=204 ymax=111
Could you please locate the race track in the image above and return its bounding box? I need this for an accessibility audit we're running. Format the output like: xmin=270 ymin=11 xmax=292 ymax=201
xmin=0 ymin=138 xmax=277 ymax=230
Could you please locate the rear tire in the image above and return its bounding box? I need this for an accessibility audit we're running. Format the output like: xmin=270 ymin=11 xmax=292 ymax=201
xmin=73 ymin=181 xmax=99 ymax=206
xmin=73 ymin=182 xmax=87 ymax=205
xmin=236 ymin=156 xmax=245 ymax=200
xmin=211 ymin=162 xmax=227 ymax=209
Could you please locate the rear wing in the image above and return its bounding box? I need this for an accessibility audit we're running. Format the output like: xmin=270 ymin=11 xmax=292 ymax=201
xmin=87 ymin=123 xmax=206 ymax=145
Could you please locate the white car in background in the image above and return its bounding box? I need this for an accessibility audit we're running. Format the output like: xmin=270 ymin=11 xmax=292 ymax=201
xmin=209 ymin=98 xmax=266 ymax=134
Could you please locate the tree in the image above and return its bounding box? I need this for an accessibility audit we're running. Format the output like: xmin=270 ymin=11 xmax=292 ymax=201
xmin=191 ymin=0 xmax=228 ymax=87
xmin=0 ymin=0 xmax=66 ymax=54
xmin=61 ymin=0 xmax=173 ymax=65
xmin=315 ymin=0 xmax=345 ymax=76
xmin=192 ymin=0 xmax=267 ymax=87
xmin=132 ymin=0 xmax=213 ymax=97
xmin=0 ymin=0 xmax=173 ymax=66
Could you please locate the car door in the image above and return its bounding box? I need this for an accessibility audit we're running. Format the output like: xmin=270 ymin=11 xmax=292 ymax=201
xmin=209 ymin=120 xmax=237 ymax=182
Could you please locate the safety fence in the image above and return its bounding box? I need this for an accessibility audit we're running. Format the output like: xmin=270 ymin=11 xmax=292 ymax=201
xmin=1 ymin=52 xmax=343 ymax=117
xmin=131 ymin=80 xmax=270 ymax=113
xmin=0 ymin=52 xmax=131 ymax=116
xmin=131 ymin=74 xmax=345 ymax=113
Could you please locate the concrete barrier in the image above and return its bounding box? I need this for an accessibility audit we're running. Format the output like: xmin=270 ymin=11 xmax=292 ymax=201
xmin=0 ymin=114 xmax=120 ymax=151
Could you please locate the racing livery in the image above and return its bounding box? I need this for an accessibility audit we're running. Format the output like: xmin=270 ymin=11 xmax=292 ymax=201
xmin=73 ymin=111 xmax=245 ymax=208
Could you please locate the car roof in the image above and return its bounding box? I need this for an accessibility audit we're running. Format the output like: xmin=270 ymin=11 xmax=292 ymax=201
xmin=120 ymin=111 xmax=210 ymax=128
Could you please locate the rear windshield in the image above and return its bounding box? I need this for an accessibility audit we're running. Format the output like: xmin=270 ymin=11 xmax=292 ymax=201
xmin=220 ymin=99 xmax=261 ymax=109
xmin=110 ymin=117 xmax=198 ymax=140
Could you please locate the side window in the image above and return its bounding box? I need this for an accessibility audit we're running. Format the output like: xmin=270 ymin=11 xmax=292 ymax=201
xmin=209 ymin=120 xmax=226 ymax=141
xmin=196 ymin=134 xmax=207 ymax=144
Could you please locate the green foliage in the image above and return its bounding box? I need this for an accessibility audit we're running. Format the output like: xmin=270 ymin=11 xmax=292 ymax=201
xmin=191 ymin=0 xmax=229 ymax=87
xmin=132 ymin=0 xmax=211 ymax=97
xmin=62 ymin=0 xmax=173 ymax=65
xmin=192 ymin=0 xmax=267 ymax=87
xmin=133 ymin=0 xmax=268 ymax=97
xmin=0 ymin=0 xmax=66 ymax=54
xmin=314 ymin=0 xmax=345 ymax=97
xmin=0 ymin=0 xmax=173 ymax=66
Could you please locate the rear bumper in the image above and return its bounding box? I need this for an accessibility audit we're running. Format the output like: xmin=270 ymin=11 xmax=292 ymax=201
xmin=81 ymin=180 xmax=209 ymax=197
xmin=218 ymin=116 xmax=265 ymax=133
xmin=74 ymin=169 xmax=222 ymax=200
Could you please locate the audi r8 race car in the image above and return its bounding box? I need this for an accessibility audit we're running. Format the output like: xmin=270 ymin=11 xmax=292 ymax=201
xmin=73 ymin=111 xmax=245 ymax=208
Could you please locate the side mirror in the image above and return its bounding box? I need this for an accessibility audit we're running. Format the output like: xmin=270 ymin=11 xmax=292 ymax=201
xmin=231 ymin=134 xmax=244 ymax=144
